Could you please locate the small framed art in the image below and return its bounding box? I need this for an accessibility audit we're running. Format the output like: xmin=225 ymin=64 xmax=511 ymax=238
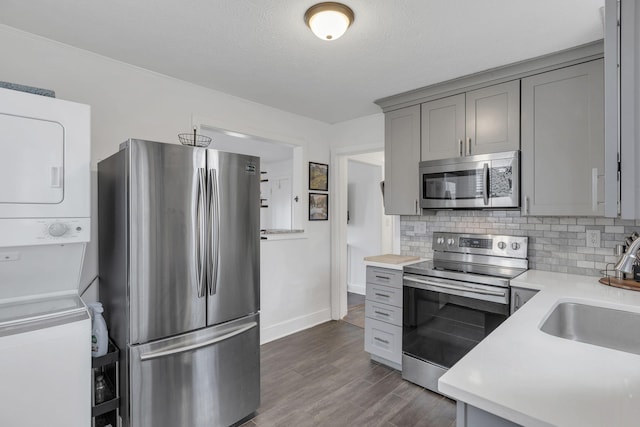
xmin=309 ymin=162 xmax=329 ymax=191
xmin=309 ymin=193 xmax=328 ymax=221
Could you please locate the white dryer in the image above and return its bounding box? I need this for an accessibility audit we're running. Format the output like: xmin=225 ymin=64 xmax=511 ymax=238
xmin=0 ymin=87 xmax=92 ymax=427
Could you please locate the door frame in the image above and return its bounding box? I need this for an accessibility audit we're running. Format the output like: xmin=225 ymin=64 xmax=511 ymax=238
xmin=330 ymin=143 xmax=397 ymax=320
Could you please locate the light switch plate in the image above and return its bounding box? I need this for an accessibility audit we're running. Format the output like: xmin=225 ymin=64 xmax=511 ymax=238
xmin=586 ymin=229 xmax=601 ymax=248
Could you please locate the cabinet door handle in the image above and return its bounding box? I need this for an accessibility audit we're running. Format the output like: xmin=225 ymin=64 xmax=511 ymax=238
xmin=374 ymin=293 xmax=390 ymax=298
xmin=459 ymin=139 xmax=463 ymax=157
xmin=524 ymin=196 xmax=530 ymax=215
xmin=592 ymin=167 xmax=598 ymax=212
xmin=515 ymin=293 xmax=521 ymax=310
xmin=375 ymin=275 xmax=390 ymax=280
xmin=415 ymin=199 xmax=418 ymax=214
xmin=467 ymin=138 xmax=472 ymax=156
xmin=374 ymin=337 xmax=390 ymax=345
xmin=374 ymin=310 xmax=390 ymax=316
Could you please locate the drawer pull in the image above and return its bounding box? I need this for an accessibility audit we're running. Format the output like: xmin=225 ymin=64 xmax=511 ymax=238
xmin=374 ymin=293 xmax=390 ymax=298
xmin=375 ymin=275 xmax=390 ymax=280
xmin=374 ymin=337 xmax=390 ymax=345
xmin=374 ymin=311 xmax=390 ymax=316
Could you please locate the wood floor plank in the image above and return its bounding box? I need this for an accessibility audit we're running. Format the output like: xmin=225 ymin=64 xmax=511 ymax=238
xmin=387 ymin=388 xmax=447 ymax=427
xmin=417 ymin=396 xmax=457 ymax=427
xmin=248 ymin=320 xmax=456 ymax=426
xmin=350 ymin=392 xmax=408 ymax=427
xmin=350 ymin=369 xmax=407 ymax=408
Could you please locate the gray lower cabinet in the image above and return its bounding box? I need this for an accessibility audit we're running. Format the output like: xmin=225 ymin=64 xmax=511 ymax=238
xmin=521 ymin=59 xmax=605 ymax=216
xmin=364 ymin=266 xmax=403 ymax=369
xmin=457 ymin=402 xmax=521 ymax=427
xmin=384 ymin=105 xmax=421 ymax=215
xmin=510 ymin=287 xmax=539 ymax=314
xmin=421 ymin=80 xmax=520 ymax=161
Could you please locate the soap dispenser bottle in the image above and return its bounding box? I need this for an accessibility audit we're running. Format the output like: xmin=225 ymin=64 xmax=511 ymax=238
xmin=89 ymin=302 xmax=108 ymax=357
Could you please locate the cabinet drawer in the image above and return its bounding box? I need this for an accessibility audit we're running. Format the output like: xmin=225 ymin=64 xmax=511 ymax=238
xmin=364 ymin=318 xmax=402 ymax=365
xmin=365 ymin=301 xmax=402 ymax=326
xmin=366 ymin=283 xmax=402 ymax=308
xmin=366 ymin=267 xmax=402 ymax=288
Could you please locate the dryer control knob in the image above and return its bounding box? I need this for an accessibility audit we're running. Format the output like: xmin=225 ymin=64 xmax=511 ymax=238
xmin=497 ymin=241 xmax=506 ymax=250
xmin=48 ymin=223 xmax=69 ymax=237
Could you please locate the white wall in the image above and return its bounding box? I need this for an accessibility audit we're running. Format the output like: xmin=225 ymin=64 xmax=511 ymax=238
xmin=0 ymin=25 xmax=334 ymax=343
xmin=347 ymin=160 xmax=383 ymax=295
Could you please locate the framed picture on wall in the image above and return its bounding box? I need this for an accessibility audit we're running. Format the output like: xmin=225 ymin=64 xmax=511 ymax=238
xmin=309 ymin=162 xmax=329 ymax=191
xmin=309 ymin=193 xmax=328 ymax=221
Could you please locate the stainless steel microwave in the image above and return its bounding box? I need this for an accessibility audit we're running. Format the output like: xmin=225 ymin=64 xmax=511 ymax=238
xmin=419 ymin=151 xmax=519 ymax=209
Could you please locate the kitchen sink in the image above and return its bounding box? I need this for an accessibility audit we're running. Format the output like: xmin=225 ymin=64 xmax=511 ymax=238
xmin=540 ymin=302 xmax=640 ymax=356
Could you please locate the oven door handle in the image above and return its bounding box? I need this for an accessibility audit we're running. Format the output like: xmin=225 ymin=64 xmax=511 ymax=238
xmin=403 ymin=275 xmax=506 ymax=297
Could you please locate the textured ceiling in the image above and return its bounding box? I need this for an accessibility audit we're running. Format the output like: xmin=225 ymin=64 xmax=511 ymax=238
xmin=0 ymin=0 xmax=604 ymax=124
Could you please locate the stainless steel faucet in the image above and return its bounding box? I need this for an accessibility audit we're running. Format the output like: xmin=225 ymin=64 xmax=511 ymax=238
xmin=615 ymin=233 xmax=640 ymax=274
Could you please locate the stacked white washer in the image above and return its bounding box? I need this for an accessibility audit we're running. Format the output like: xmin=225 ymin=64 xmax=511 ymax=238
xmin=0 ymin=87 xmax=91 ymax=427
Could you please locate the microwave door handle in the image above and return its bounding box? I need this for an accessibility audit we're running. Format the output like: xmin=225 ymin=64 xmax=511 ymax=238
xmin=483 ymin=163 xmax=489 ymax=206
xmin=403 ymin=275 xmax=506 ymax=297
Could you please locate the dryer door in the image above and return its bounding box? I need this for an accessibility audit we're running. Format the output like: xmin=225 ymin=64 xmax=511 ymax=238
xmin=0 ymin=113 xmax=64 ymax=204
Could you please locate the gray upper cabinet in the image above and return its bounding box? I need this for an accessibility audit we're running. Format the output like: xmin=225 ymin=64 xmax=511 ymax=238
xmin=521 ymin=59 xmax=605 ymax=216
xmin=421 ymin=81 xmax=520 ymax=161
xmin=384 ymin=105 xmax=421 ymax=215
xmin=421 ymin=94 xmax=465 ymax=160
xmin=466 ymin=80 xmax=520 ymax=156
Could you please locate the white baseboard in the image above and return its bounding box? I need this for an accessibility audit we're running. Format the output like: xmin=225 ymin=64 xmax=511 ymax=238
xmin=260 ymin=308 xmax=331 ymax=344
xmin=347 ymin=282 xmax=366 ymax=295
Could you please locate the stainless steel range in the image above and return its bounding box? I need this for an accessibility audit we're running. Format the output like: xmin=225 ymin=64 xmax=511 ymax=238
xmin=402 ymin=232 xmax=528 ymax=393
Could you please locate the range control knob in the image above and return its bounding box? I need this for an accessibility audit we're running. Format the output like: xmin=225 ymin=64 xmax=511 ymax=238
xmin=447 ymin=238 xmax=455 ymax=246
xmin=436 ymin=237 xmax=444 ymax=245
xmin=511 ymin=242 xmax=521 ymax=251
xmin=48 ymin=223 xmax=69 ymax=237
xmin=497 ymin=241 xmax=507 ymax=250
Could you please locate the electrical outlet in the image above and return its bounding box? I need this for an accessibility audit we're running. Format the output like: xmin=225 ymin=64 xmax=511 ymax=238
xmin=586 ymin=229 xmax=601 ymax=248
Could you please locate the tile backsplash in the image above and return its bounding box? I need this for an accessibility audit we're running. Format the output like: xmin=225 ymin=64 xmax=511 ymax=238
xmin=401 ymin=211 xmax=640 ymax=277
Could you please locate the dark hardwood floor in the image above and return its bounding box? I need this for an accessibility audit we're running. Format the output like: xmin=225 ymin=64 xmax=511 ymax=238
xmin=241 ymin=320 xmax=456 ymax=427
xmin=343 ymin=292 xmax=366 ymax=328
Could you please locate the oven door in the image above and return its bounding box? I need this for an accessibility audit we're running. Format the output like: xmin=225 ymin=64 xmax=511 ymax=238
xmin=420 ymin=160 xmax=489 ymax=209
xmin=419 ymin=151 xmax=519 ymax=209
xmin=402 ymin=274 xmax=509 ymax=370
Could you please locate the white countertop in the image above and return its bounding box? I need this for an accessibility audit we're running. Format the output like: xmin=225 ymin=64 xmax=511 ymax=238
xmin=438 ymin=269 xmax=640 ymax=427
xmin=363 ymin=257 xmax=427 ymax=270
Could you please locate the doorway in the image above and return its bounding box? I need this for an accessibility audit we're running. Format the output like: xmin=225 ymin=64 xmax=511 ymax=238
xmin=330 ymin=146 xmax=399 ymax=321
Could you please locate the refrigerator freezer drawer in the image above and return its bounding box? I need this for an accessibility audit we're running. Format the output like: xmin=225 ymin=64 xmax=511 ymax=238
xmin=130 ymin=314 xmax=260 ymax=427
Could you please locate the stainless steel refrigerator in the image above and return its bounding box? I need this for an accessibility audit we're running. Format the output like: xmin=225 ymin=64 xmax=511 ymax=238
xmin=98 ymin=139 xmax=260 ymax=427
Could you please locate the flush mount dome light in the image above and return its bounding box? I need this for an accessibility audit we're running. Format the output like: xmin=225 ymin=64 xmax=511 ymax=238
xmin=304 ymin=2 xmax=354 ymax=41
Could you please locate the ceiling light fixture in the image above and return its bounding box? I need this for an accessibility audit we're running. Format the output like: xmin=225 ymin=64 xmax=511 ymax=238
xmin=304 ymin=2 xmax=354 ymax=41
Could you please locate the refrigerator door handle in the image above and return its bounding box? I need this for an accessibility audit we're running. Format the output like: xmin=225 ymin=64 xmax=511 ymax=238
xmin=208 ymin=168 xmax=220 ymax=296
xmin=196 ymin=168 xmax=208 ymax=298
xmin=139 ymin=321 xmax=257 ymax=361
